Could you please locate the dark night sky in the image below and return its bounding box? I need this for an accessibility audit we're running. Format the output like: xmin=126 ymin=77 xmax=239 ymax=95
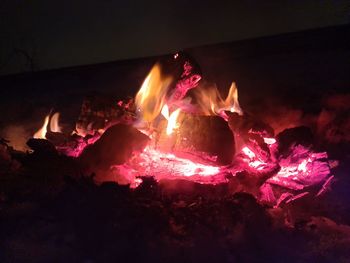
xmin=1 ymin=0 xmax=349 ymax=75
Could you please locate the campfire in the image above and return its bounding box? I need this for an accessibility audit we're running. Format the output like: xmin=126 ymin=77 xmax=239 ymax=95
xmin=29 ymin=53 xmax=333 ymax=207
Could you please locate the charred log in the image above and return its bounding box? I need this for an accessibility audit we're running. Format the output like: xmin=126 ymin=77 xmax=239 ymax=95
xmin=276 ymin=126 xmax=314 ymax=157
xmin=227 ymin=111 xmax=275 ymax=163
xmin=46 ymin=131 xmax=71 ymax=146
xmin=76 ymin=95 xmax=136 ymax=135
xmin=78 ymin=124 xmax=149 ymax=173
xmin=227 ymin=111 xmax=274 ymax=138
xmin=27 ymin=138 xmax=57 ymax=154
xmin=157 ymin=114 xmax=235 ymax=165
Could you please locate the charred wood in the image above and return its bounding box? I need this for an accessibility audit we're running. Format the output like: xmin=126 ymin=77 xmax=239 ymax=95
xmin=276 ymin=126 xmax=314 ymax=157
xmin=157 ymin=114 xmax=235 ymax=165
xmin=76 ymin=95 xmax=136 ymax=135
xmin=27 ymin=138 xmax=57 ymax=154
xmin=46 ymin=131 xmax=71 ymax=146
xmin=227 ymin=111 xmax=275 ymax=163
xmin=227 ymin=111 xmax=274 ymax=139
xmin=78 ymin=124 xmax=149 ymax=173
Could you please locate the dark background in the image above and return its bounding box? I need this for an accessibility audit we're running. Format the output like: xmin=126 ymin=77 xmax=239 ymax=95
xmin=1 ymin=0 xmax=349 ymax=75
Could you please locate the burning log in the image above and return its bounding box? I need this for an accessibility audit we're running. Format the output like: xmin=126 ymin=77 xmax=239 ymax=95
xmin=75 ymin=95 xmax=135 ymax=136
xmin=157 ymin=114 xmax=235 ymax=165
xmin=227 ymin=111 xmax=274 ymax=139
xmin=165 ymin=52 xmax=202 ymax=107
xmin=227 ymin=111 xmax=278 ymax=175
xmin=78 ymin=123 xmax=149 ymax=174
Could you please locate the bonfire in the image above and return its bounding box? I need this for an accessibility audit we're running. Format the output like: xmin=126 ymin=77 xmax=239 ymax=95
xmin=30 ymin=53 xmax=333 ymax=207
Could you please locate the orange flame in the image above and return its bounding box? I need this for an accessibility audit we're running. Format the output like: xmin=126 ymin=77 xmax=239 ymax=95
xmin=33 ymin=115 xmax=50 ymax=139
xmin=33 ymin=112 xmax=62 ymax=139
xmin=161 ymin=104 xmax=181 ymax=135
xmin=135 ymin=63 xmax=172 ymax=123
xmin=194 ymin=82 xmax=243 ymax=117
xmin=50 ymin=112 xmax=62 ymax=133
xmin=225 ymin=82 xmax=242 ymax=115
xmin=135 ymin=64 xmax=242 ymax=139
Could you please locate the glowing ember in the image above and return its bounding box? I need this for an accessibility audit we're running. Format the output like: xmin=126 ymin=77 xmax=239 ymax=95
xmin=263 ymin=137 xmax=276 ymax=145
xmin=242 ymin=146 xmax=256 ymax=159
xmin=111 ymin=146 xmax=227 ymax=185
xmin=241 ymin=146 xmax=271 ymax=171
xmin=267 ymin=145 xmax=330 ymax=190
xmin=140 ymin=146 xmax=221 ymax=177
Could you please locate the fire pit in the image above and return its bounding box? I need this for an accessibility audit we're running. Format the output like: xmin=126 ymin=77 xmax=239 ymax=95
xmin=27 ymin=53 xmax=333 ymax=208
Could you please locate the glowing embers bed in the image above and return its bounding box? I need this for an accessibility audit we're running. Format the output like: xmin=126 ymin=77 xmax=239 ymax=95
xmin=111 ymin=145 xmax=229 ymax=187
xmin=30 ymin=53 xmax=334 ymax=206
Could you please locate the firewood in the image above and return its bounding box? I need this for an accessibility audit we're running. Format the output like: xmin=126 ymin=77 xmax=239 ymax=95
xmin=276 ymin=126 xmax=314 ymax=157
xmin=26 ymin=138 xmax=57 ymax=154
xmin=46 ymin=131 xmax=70 ymax=146
xmin=227 ymin=111 xmax=274 ymax=138
xmin=227 ymin=111 xmax=274 ymax=161
xmin=78 ymin=124 xmax=150 ymax=173
xmin=156 ymin=114 xmax=235 ymax=165
xmin=75 ymin=95 xmax=136 ymax=135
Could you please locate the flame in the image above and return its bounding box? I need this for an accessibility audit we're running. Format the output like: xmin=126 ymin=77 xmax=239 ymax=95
xmin=135 ymin=63 xmax=172 ymax=123
xmin=33 ymin=115 xmax=50 ymax=139
xmin=50 ymin=112 xmax=62 ymax=133
xmin=226 ymin=82 xmax=242 ymax=115
xmin=33 ymin=112 xmax=62 ymax=139
xmin=161 ymin=104 xmax=181 ymax=135
xmin=194 ymin=82 xmax=243 ymax=117
xmin=161 ymin=104 xmax=169 ymax=119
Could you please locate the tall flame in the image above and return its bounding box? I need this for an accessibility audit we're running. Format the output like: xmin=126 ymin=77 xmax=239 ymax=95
xmin=33 ymin=115 xmax=50 ymax=139
xmin=194 ymin=82 xmax=243 ymax=117
xmin=33 ymin=112 xmax=62 ymax=139
xmin=161 ymin=104 xmax=181 ymax=135
xmin=135 ymin=63 xmax=172 ymax=123
xmin=225 ymin=82 xmax=242 ymax=115
xmin=50 ymin=112 xmax=62 ymax=133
